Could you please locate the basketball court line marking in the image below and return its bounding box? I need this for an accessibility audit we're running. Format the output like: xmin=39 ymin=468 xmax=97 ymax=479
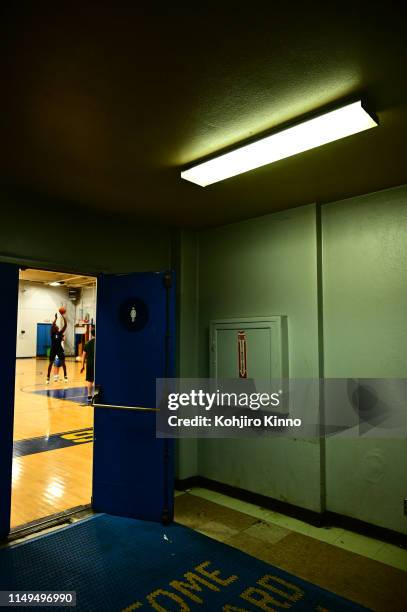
xmin=27 ymin=386 xmax=89 ymax=403
xmin=13 ymin=428 xmax=94 ymax=457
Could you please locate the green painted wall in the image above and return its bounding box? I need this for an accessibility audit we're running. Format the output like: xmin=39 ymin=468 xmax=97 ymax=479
xmin=191 ymin=186 xmax=407 ymax=533
xmin=196 ymin=204 xmax=323 ymax=512
xmin=323 ymin=184 xmax=407 ymax=534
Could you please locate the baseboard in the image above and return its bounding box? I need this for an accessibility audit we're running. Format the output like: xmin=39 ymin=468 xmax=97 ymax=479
xmin=324 ymin=511 xmax=407 ymax=548
xmin=175 ymin=476 xmax=407 ymax=547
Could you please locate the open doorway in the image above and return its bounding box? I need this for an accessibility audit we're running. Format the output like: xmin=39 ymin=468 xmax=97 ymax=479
xmin=11 ymin=268 xmax=97 ymax=530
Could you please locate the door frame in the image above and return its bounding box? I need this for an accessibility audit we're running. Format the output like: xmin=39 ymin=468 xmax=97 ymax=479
xmin=0 ymin=259 xmax=98 ymax=538
xmin=0 ymin=263 xmax=19 ymax=538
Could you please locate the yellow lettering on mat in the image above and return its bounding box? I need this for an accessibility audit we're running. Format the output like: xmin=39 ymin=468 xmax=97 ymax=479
xmin=257 ymin=575 xmax=304 ymax=603
xmin=240 ymin=586 xmax=290 ymax=610
xmin=122 ymin=561 xmax=308 ymax=612
xmin=147 ymin=589 xmax=190 ymax=611
xmin=170 ymin=571 xmax=220 ymax=603
xmin=195 ymin=561 xmax=238 ymax=586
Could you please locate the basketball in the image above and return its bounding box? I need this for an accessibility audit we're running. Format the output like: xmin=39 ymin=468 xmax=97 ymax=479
xmin=59 ymin=306 xmax=67 ymax=315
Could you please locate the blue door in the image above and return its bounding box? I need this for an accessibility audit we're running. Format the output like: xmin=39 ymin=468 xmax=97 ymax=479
xmin=36 ymin=323 xmax=52 ymax=356
xmin=0 ymin=263 xmax=19 ymax=538
xmin=92 ymin=271 xmax=175 ymax=523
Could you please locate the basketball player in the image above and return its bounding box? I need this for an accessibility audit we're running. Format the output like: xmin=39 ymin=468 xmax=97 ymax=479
xmin=52 ymin=334 xmax=65 ymax=381
xmin=53 ymin=355 xmax=61 ymax=382
xmin=81 ymin=327 xmax=95 ymax=402
xmin=46 ymin=312 xmax=68 ymax=384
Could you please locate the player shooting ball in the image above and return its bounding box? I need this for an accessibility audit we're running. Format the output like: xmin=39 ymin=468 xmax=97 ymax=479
xmin=46 ymin=307 xmax=68 ymax=384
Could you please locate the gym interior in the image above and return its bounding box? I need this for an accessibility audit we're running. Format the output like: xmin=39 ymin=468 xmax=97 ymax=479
xmin=12 ymin=269 xmax=96 ymax=529
xmin=0 ymin=4 xmax=406 ymax=611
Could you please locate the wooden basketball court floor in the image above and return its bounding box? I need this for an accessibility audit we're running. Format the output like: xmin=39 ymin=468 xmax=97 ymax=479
xmin=11 ymin=358 xmax=93 ymax=529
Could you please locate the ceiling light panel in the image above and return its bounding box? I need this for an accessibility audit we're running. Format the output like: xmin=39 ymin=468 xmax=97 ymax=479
xmin=181 ymin=101 xmax=377 ymax=187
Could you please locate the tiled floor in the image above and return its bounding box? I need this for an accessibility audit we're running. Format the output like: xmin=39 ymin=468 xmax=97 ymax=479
xmin=174 ymin=488 xmax=407 ymax=611
xmin=185 ymin=486 xmax=407 ymax=572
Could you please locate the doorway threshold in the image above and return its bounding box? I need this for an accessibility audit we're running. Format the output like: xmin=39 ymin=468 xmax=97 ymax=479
xmin=6 ymin=505 xmax=94 ymax=546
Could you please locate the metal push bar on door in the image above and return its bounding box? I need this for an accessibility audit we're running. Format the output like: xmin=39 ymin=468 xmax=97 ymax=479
xmin=93 ymin=403 xmax=159 ymax=412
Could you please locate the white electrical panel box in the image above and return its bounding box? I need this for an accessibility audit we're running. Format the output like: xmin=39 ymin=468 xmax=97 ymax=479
xmin=209 ymin=316 xmax=288 ymax=380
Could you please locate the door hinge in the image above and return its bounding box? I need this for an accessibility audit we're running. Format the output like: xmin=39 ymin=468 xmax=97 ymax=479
xmin=163 ymin=272 xmax=172 ymax=289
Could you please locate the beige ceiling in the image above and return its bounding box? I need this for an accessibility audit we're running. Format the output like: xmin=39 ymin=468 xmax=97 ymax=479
xmin=2 ymin=3 xmax=407 ymax=228
xmin=19 ymin=269 xmax=96 ymax=287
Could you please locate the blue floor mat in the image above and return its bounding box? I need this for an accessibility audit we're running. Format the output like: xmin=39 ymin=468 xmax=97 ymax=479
xmin=0 ymin=514 xmax=368 ymax=611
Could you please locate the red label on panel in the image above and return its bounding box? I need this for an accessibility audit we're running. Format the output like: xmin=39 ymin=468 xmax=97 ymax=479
xmin=237 ymin=331 xmax=247 ymax=378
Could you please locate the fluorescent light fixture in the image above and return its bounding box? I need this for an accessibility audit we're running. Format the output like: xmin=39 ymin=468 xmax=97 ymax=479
xmin=181 ymin=100 xmax=377 ymax=187
xmin=49 ymin=281 xmax=62 ymax=286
